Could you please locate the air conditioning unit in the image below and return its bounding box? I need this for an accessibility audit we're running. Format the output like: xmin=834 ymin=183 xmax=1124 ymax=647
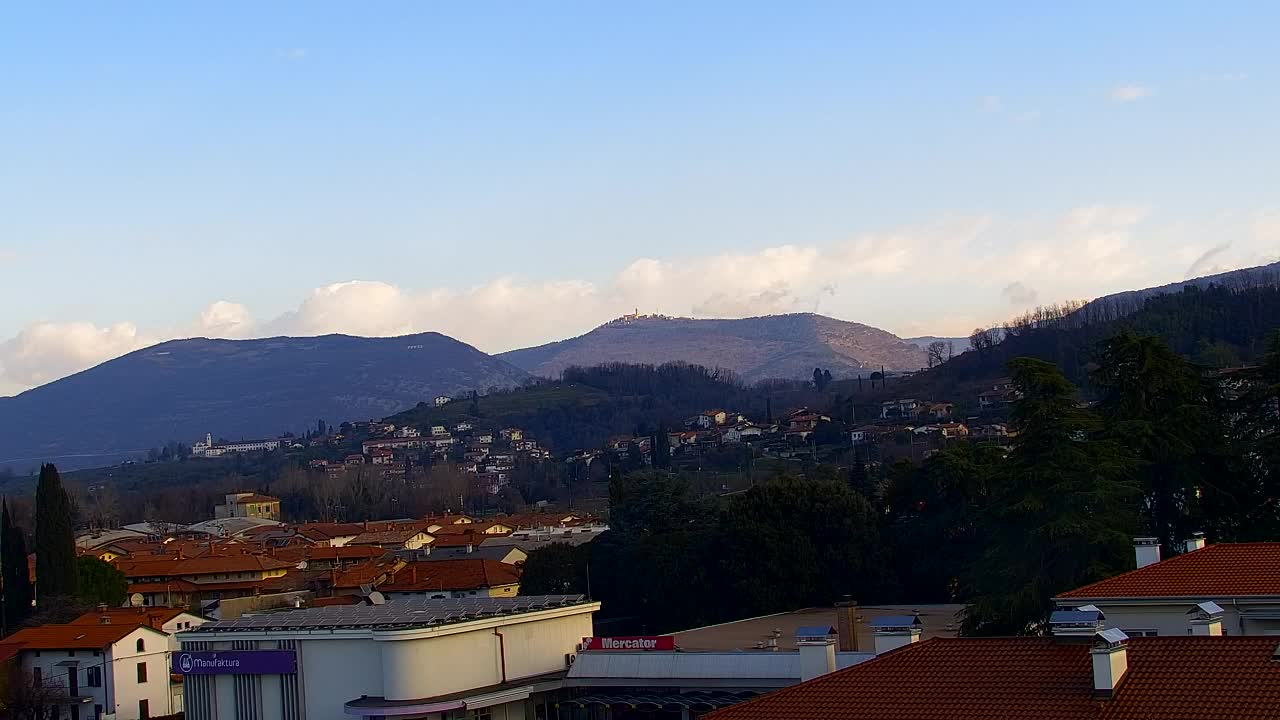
xmin=565 ymin=653 xmax=577 ymax=668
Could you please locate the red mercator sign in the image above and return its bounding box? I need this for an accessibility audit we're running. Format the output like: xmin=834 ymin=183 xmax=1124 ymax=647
xmin=581 ymin=636 xmax=675 ymax=651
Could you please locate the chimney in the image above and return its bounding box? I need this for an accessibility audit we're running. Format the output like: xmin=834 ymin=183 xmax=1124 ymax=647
xmin=1188 ymin=601 xmax=1224 ymax=636
xmin=766 ymin=629 xmax=780 ymax=652
xmin=796 ymin=626 xmax=838 ymax=681
xmin=1090 ymin=629 xmax=1129 ymax=697
xmin=835 ymin=598 xmax=859 ymax=652
xmin=871 ymin=615 xmax=922 ymax=655
xmin=1185 ymin=532 xmax=1207 ymax=554
xmin=1133 ymin=537 xmax=1160 ymax=568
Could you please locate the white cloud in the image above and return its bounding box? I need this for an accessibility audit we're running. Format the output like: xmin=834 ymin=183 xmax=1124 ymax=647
xmin=980 ymin=95 xmax=1003 ymax=112
xmin=277 ymin=48 xmax=307 ymax=61
xmin=197 ymin=301 xmax=256 ymax=338
xmin=0 ymin=322 xmax=154 ymax=394
xmin=4 ymin=204 xmax=1280 ymax=394
xmin=1110 ymin=84 xmax=1154 ymax=102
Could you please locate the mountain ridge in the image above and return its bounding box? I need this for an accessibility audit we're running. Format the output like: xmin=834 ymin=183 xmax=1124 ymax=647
xmin=499 ymin=312 xmax=927 ymax=382
xmin=0 ymin=332 xmax=529 ymax=470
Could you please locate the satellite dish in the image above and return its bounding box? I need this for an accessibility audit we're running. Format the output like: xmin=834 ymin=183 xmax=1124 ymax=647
xmin=129 ymin=593 xmax=145 ymax=607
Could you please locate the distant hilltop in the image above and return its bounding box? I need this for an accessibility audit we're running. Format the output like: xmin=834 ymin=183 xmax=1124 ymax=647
xmin=500 ymin=312 xmax=928 ymax=382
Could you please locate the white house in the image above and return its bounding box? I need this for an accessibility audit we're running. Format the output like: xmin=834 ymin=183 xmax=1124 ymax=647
xmin=434 ymin=395 xmax=452 ymax=406
xmin=192 ymin=433 xmax=282 ymax=458
xmin=1055 ymin=537 xmax=1280 ymax=636
xmin=177 ymin=595 xmax=598 ymax=720
xmin=8 ymin=622 xmax=175 ymax=720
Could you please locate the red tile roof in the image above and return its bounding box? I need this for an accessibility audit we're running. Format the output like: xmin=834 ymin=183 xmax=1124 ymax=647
xmin=231 ymin=494 xmax=279 ymax=504
xmin=70 ymin=607 xmax=190 ymax=629
xmin=381 ymin=559 xmax=520 ymax=593
xmin=115 ymin=553 xmax=293 ymax=579
xmin=5 ymin=623 xmax=165 ymax=650
xmin=273 ymin=545 xmax=387 ymax=564
xmin=1058 ymin=543 xmax=1280 ymax=599
xmin=706 ymin=637 xmax=1280 ymax=720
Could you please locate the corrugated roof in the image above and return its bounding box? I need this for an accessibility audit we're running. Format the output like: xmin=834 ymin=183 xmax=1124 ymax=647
xmin=705 ymin=637 xmax=1280 ymax=720
xmin=1058 ymin=543 xmax=1280 ymax=599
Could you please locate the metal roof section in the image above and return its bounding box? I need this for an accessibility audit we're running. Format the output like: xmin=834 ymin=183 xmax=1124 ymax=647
xmin=186 ymin=595 xmax=589 ymax=633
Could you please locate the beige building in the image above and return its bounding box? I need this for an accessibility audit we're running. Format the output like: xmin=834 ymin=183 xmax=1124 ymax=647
xmin=214 ymin=492 xmax=282 ymax=521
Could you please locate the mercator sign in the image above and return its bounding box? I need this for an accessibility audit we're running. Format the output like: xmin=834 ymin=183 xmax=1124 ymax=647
xmin=581 ymin=636 xmax=675 ymax=651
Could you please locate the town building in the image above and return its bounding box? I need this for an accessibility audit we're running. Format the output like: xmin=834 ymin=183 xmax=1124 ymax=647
xmin=1055 ymin=537 xmax=1280 ymax=636
xmin=214 ymin=492 xmax=282 ymax=521
xmin=434 ymin=395 xmax=452 ymax=406
xmin=118 ymin=552 xmax=294 ymax=607
xmin=561 ymin=604 xmax=962 ymax=715
xmin=177 ymin=595 xmax=598 ymax=720
xmin=378 ymin=559 xmax=522 ymax=598
xmin=703 ymin=614 xmax=1280 ymax=720
xmin=192 ymin=433 xmax=282 ymax=457
xmin=6 ymin=622 xmax=176 ymax=720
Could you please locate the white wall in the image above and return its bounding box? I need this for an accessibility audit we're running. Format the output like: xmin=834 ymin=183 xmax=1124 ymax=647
xmin=298 ymin=639 xmax=384 ymax=720
xmin=1068 ymin=600 xmax=1280 ymax=636
xmin=109 ymin=628 xmax=176 ymax=720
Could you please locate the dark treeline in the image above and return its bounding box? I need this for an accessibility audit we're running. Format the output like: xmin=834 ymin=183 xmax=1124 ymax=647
xmin=524 ymin=329 xmax=1280 ymax=636
xmin=949 ymin=284 xmax=1280 ymax=388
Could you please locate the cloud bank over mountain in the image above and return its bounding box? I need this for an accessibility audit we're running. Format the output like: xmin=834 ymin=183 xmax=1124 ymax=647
xmin=2 ymin=204 xmax=1277 ymax=395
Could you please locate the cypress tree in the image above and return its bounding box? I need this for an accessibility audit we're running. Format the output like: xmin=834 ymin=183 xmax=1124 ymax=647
xmin=1 ymin=501 xmax=33 ymax=631
xmin=35 ymin=464 xmax=78 ymax=599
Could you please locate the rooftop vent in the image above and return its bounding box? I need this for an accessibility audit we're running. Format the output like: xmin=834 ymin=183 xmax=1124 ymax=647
xmin=1188 ymin=600 xmax=1224 ymax=636
xmin=1050 ymin=609 xmax=1105 ymax=639
xmin=871 ymin=615 xmax=922 ymax=655
xmin=1091 ymin=628 xmax=1129 ymax=698
xmin=1134 ymin=537 xmax=1161 ymax=568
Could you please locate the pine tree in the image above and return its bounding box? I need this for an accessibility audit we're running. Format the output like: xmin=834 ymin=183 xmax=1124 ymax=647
xmin=1 ymin=500 xmax=33 ymax=631
xmin=963 ymin=358 xmax=1138 ymax=636
xmin=1092 ymin=331 xmax=1230 ymax=549
xmin=35 ymin=464 xmax=78 ymax=600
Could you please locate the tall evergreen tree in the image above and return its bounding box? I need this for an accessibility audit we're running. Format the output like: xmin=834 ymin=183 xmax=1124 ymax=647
xmin=35 ymin=464 xmax=78 ymax=600
xmin=1 ymin=500 xmax=33 ymax=631
xmin=963 ymin=358 xmax=1138 ymax=636
xmin=1225 ymin=330 xmax=1280 ymax=540
xmin=1092 ymin=331 xmax=1230 ymax=549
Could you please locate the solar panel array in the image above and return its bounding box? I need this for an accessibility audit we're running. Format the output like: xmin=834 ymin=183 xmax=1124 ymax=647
xmin=191 ymin=595 xmax=588 ymax=633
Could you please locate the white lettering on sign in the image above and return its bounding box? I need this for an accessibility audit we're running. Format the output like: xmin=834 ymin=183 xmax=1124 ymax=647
xmin=601 ymin=638 xmax=656 ymax=649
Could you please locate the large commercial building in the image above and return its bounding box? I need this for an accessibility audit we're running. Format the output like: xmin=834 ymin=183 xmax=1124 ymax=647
xmin=176 ymin=595 xmax=597 ymax=720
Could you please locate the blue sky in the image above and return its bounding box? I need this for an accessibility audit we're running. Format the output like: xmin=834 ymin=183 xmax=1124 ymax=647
xmin=1 ymin=2 xmax=1277 ymax=393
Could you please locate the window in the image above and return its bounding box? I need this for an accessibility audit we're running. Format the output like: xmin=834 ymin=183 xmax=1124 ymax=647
xmin=468 ymin=709 xmax=492 ymax=720
xmin=136 ymin=638 xmax=145 ymax=652
xmin=32 ymin=667 xmax=42 ymax=685
xmin=94 ymin=704 xmax=103 ymax=720
xmin=139 ymin=699 xmax=150 ymax=719
xmin=87 ymin=666 xmax=102 ymax=687
xmin=136 ymin=662 xmax=148 ymax=683
xmin=1121 ymin=628 xmax=1159 ymax=637
xmin=69 ymin=650 xmax=76 ymax=657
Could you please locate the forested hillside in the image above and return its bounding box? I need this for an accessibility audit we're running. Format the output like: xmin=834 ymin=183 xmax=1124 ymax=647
xmin=910 ymin=284 xmax=1280 ymax=394
xmin=388 ymin=362 xmax=821 ymax=451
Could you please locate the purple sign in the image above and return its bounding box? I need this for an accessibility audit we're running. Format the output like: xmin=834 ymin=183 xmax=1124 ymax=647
xmin=173 ymin=650 xmax=297 ymax=675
